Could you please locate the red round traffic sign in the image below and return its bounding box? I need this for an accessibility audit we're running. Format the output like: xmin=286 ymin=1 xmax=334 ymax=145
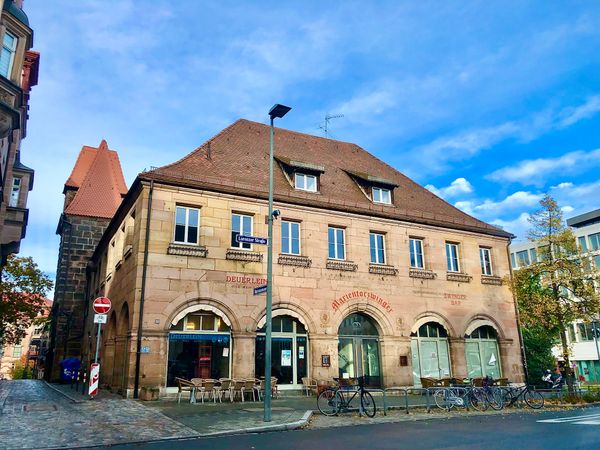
xmin=93 ymin=297 xmax=112 ymax=314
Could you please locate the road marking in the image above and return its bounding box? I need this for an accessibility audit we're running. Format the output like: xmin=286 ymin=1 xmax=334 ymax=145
xmin=538 ymin=413 xmax=600 ymax=424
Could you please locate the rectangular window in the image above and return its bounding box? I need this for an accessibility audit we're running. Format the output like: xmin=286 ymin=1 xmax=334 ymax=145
xmin=9 ymin=177 xmax=21 ymax=207
xmin=510 ymin=253 xmax=517 ymax=268
xmin=409 ymin=238 xmax=424 ymax=269
xmin=369 ymin=232 xmax=386 ymax=264
xmin=328 ymin=227 xmax=345 ymax=260
xmin=12 ymin=345 xmax=21 ymax=357
xmin=281 ymin=221 xmax=300 ymax=255
xmin=174 ymin=206 xmax=199 ymax=245
xmin=231 ymin=213 xmax=252 ymax=249
xmin=294 ymin=173 xmax=317 ymax=192
xmin=529 ymin=248 xmax=537 ymax=263
xmin=445 ymin=242 xmax=460 ymax=272
xmin=516 ymin=250 xmax=530 ymax=267
xmin=578 ymin=236 xmax=588 ymax=252
xmin=479 ymin=247 xmax=493 ymax=276
xmin=589 ymin=233 xmax=600 ymax=251
xmin=372 ymin=187 xmax=391 ymax=204
xmin=0 ymin=31 xmax=17 ymax=78
xmin=577 ymin=323 xmax=594 ymax=342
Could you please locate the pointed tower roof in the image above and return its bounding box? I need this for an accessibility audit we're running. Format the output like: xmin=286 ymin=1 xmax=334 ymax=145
xmin=64 ymin=140 xmax=128 ymax=219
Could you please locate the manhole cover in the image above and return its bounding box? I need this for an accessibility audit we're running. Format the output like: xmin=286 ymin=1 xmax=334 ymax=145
xmin=243 ymin=407 xmax=293 ymax=412
xmin=23 ymin=402 xmax=58 ymax=412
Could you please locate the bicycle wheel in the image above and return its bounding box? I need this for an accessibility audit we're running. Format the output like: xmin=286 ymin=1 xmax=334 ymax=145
xmin=523 ymin=389 xmax=544 ymax=409
xmin=317 ymin=389 xmax=342 ymax=416
xmin=361 ymin=391 xmax=376 ymax=417
xmin=499 ymin=387 xmax=515 ymax=407
xmin=486 ymin=388 xmax=504 ymax=411
xmin=434 ymin=389 xmax=453 ymax=411
xmin=469 ymin=388 xmax=489 ymax=411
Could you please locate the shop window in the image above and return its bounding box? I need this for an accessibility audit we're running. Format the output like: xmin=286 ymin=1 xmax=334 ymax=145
xmin=0 ymin=31 xmax=17 ymax=78
xmin=409 ymin=238 xmax=424 ymax=269
xmin=231 ymin=213 xmax=252 ymax=249
xmin=174 ymin=206 xmax=200 ymax=245
xmin=281 ymin=221 xmax=300 ymax=255
xmin=445 ymin=242 xmax=460 ymax=273
xmin=479 ymin=247 xmax=493 ymax=276
xmin=294 ymin=173 xmax=317 ymax=192
xmin=369 ymin=232 xmax=386 ymax=264
xmin=372 ymin=187 xmax=391 ymax=204
xmin=328 ymin=226 xmax=345 ymax=260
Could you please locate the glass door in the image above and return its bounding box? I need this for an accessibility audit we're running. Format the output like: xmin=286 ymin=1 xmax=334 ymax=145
xmin=361 ymin=338 xmax=381 ymax=387
xmin=337 ymin=337 xmax=381 ymax=387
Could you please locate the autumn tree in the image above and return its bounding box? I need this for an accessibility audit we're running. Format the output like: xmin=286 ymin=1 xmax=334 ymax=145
xmin=510 ymin=195 xmax=600 ymax=393
xmin=0 ymin=255 xmax=53 ymax=347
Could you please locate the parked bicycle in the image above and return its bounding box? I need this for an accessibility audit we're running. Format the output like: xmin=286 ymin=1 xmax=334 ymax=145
xmin=317 ymin=376 xmax=377 ymax=417
xmin=500 ymin=384 xmax=544 ymax=409
xmin=433 ymin=386 xmax=489 ymax=411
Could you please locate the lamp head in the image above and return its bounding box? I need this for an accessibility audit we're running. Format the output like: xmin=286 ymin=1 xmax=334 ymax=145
xmin=269 ymin=104 xmax=291 ymax=119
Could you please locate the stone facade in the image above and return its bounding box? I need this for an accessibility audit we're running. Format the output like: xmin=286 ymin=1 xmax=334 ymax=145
xmin=84 ymin=183 xmax=524 ymax=396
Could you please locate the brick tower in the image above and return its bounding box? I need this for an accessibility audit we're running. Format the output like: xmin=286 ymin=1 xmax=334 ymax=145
xmin=47 ymin=140 xmax=127 ymax=380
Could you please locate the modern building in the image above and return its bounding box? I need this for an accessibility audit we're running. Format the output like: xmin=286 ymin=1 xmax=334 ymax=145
xmin=0 ymin=297 xmax=52 ymax=379
xmin=0 ymin=0 xmax=39 ymax=265
xmin=509 ymin=208 xmax=600 ymax=384
xmin=47 ymin=140 xmax=127 ymax=380
xmin=82 ymin=119 xmax=523 ymax=397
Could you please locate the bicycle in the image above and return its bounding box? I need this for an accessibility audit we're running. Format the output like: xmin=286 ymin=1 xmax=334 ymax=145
xmin=500 ymin=384 xmax=544 ymax=409
xmin=433 ymin=386 xmax=489 ymax=411
xmin=480 ymin=377 xmax=504 ymax=411
xmin=317 ymin=376 xmax=377 ymax=417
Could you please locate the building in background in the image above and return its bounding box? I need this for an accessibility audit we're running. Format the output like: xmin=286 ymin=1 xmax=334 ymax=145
xmin=47 ymin=140 xmax=127 ymax=380
xmin=0 ymin=297 xmax=52 ymax=379
xmin=509 ymin=208 xmax=600 ymax=383
xmin=0 ymin=0 xmax=39 ymax=265
xmin=82 ymin=119 xmax=523 ymax=397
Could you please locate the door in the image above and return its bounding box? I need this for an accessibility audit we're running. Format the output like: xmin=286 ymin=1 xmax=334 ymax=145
xmin=272 ymin=337 xmax=294 ymax=384
xmin=337 ymin=337 xmax=381 ymax=387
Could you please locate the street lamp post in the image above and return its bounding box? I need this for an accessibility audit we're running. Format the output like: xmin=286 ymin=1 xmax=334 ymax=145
xmin=264 ymin=104 xmax=291 ymax=422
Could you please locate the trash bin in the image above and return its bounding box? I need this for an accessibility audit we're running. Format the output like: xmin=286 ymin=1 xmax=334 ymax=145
xmin=59 ymin=357 xmax=81 ymax=382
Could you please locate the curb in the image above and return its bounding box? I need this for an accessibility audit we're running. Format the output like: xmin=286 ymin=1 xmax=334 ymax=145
xmin=44 ymin=381 xmax=86 ymax=404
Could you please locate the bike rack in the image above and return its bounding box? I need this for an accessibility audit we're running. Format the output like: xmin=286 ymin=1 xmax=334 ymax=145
xmin=381 ymin=387 xmax=432 ymax=415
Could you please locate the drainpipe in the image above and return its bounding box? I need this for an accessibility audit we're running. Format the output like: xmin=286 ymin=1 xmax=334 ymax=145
xmin=506 ymin=237 xmax=529 ymax=383
xmin=133 ymin=180 xmax=153 ymax=398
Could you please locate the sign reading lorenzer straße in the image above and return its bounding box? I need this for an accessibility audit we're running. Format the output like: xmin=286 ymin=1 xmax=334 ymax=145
xmin=331 ymin=291 xmax=393 ymax=313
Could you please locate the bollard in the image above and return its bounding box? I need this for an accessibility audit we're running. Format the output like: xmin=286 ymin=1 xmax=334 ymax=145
xmin=75 ymin=370 xmax=80 ymax=391
xmin=70 ymin=371 xmax=75 ymax=389
xmin=81 ymin=371 xmax=87 ymax=395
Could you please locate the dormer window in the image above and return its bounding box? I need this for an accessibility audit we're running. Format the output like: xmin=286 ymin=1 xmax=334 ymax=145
xmin=294 ymin=173 xmax=317 ymax=192
xmin=372 ymin=187 xmax=391 ymax=204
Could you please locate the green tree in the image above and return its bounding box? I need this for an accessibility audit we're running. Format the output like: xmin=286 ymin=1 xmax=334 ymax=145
xmin=0 ymin=255 xmax=53 ymax=347
xmin=521 ymin=325 xmax=558 ymax=386
xmin=510 ymin=195 xmax=600 ymax=393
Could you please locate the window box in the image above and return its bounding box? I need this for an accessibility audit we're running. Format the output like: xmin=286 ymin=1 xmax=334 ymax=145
xmin=409 ymin=268 xmax=437 ymax=279
xmin=278 ymin=254 xmax=312 ymax=268
xmin=368 ymin=264 xmax=398 ymax=276
xmin=446 ymin=272 xmax=472 ymax=283
xmin=226 ymin=249 xmax=262 ymax=262
xmin=326 ymin=259 xmax=358 ymax=272
xmin=481 ymin=275 xmax=503 ymax=286
xmin=167 ymin=242 xmax=208 ymax=258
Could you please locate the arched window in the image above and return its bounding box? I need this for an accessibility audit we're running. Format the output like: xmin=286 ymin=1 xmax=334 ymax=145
xmin=410 ymin=321 xmax=451 ymax=385
xmin=338 ymin=313 xmax=379 ymax=336
xmin=465 ymin=325 xmax=501 ymax=379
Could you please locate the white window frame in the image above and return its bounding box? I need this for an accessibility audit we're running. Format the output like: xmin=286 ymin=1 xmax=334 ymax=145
xmin=409 ymin=238 xmax=425 ymax=269
xmin=231 ymin=212 xmax=253 ymax=250
xmin=294 ymin=173 xmax=317 ymax=192
xmin=281 ymin=220 xmax=301 ymax=255
xmin=173 ymin=206 xmax=200 ymax=245
xmin=0 ymin=30 xmax=17 ymax=78
xmin=445 ymin=242 xmax=461 ymax=273
xmin=369 ymin=232 xmax=386 ymax=264
xmin=328 ymin=226 xmax=346 ymax=260
xmin=372 ymin=187 xmax=391 ymax=204
xmin=9 ymin=177 xmax=21 ymax=207
xmin=479 ymin=247 xmax=493 ymax=276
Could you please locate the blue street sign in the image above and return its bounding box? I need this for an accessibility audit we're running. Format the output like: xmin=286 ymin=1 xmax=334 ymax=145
xmin=236 ymin=235 xmax=268 ymax=245
xmin=253 ymin=285 xmax=268 ymax=295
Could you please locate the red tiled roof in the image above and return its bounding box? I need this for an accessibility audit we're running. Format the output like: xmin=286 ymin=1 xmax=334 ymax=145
xmin=141 ymin=119 xmax=511 ymax=238
xmin=64 ymin=140 xmax=128 ymax=219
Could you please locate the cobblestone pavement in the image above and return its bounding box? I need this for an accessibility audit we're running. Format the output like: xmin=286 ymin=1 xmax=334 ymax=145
xmin=0 ymin=380 xmax=197 ymax=449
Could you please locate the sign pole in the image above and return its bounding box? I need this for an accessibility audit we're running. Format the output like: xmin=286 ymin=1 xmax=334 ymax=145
xmin=94 ymin=322 xmax=101 ymax=364
xmin=89 ymin=297 xmax=111 ymax=399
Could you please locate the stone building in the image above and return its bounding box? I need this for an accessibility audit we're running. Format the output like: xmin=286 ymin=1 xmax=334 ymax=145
xmin=47 ymin=140 xmax=127 ymax=380
xmin=0 ymin=0 xmax=39 ymax=265
xmin=83 ymin=119 xmax=524 ymax=397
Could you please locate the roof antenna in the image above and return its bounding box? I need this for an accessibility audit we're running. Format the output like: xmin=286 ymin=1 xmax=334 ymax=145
xmin=319 ymin=113 xmax=344 ymax=138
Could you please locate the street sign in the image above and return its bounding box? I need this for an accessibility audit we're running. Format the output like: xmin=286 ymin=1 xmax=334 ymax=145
xmin=141 ymin=346 xmax=150 ymax=353
xmin=93 ymin=297 xmax=112 ymax=314
xmin=93 ymin=314 xmax=107 ymax=324
xmin=88 ymin=363 xmax=100 ymax=397
xmin=236 ymin=235 xmax=268 ymax=245
xmin=253 ymin=285 xmax=268 ymax=295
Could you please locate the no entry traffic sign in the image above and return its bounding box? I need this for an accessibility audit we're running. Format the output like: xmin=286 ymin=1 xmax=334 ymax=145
xmin=93 ymin=297 xmax=112 ymax=314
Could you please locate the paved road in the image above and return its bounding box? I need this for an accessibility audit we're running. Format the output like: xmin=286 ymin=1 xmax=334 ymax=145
xmin=115 ymin=406 xmax=600 ymax=450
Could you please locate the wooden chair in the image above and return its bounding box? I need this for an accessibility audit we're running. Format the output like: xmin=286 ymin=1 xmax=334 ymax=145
xmin=271 ymin=377 xmax=279 ymax=399
xmin=493 ymin=378 xmax=509 ymax=386
xmin=175 ymin=377 xmax=196 ymax=404
xmin=420 ymin=377 xmax=439 ymax=388
xmin=301 ymin=377 xmax=318 ymax=396
xmin=214 ymin=379 xmax=232 ymax=402
xmin=202 ymin=379 xmax=217 ymax=403
xmin=191 ymin=378 xmax=204 ymax=403
xmin=242 ymin=379 xmax=256 ymax=402
xmin=254 ymin=379 xmax=266 ymax=401
xmin=472 ymin=377 xmax=485 ymax=387
xmin=231 ymin=379 xmax=245 ymax=401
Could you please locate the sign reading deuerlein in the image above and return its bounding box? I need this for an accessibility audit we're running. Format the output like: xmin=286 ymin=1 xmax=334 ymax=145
xmin=331 ymin=290 xmax=393 ymax=313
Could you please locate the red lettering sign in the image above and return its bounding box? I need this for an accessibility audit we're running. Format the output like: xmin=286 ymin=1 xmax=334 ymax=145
xmin=331 ymin=291 xmax=393 ymax=313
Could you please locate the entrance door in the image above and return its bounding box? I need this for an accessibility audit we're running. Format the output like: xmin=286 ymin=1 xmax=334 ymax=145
xmin=272 ymin=337 xmax=293 ymax=385
xmin=337 ymin=337 xmax=381 ymax=387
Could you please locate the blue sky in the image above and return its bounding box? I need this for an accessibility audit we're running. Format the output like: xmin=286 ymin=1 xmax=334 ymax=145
xmin=20 ymin=1 xmax=600 ymax=289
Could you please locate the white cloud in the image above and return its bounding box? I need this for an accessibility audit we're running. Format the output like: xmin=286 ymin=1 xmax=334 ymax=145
xmin=490 ymin=213 xmax=532 ymax=240
xmin=561 ymin=205 xmax=575 ymax=213
xmin=425 ymin=177 xmax=473 ymax=199
xmin=455 ymin=191 xmax=543 ymax=217
xmin=558 ymin=95 xmax=600 ymax=128
xmin=487 ymin=148 xmax=600 ymax=186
